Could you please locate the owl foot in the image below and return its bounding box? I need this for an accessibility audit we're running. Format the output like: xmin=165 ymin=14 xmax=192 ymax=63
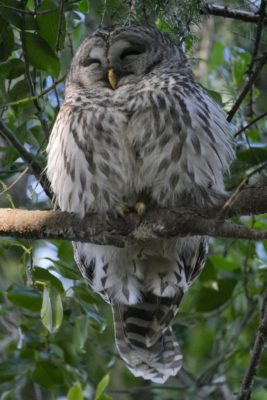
xmin=135 ymin=202 xmax=146 ymax=216
xmin=114 ymin=202 xmax=130 ymax=219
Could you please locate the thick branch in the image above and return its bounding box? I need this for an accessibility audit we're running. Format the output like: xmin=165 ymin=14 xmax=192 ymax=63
xmin=0 ymin=179 xmax=267 ymax=245
xmin=201 ymin=4 xmax=267 ymax=25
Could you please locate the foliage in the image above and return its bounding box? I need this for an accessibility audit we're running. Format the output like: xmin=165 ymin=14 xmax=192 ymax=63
xmin=0 ymin=0 xmax=267 ymax=399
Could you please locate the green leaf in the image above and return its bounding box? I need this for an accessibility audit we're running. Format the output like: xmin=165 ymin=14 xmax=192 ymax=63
xmin=97 ymin=395 xmax=112 ymax=400
xmin=37 ymin=0 xmax=66 ymax=50
xmin=67 ymin=382 xmax=83 ymax=400
xmin=209 ymin=42 xmax=225 ymax=71
xmin=199 ymin=258 xmax=217 ymax=282
xmin=77 ymin=0 xmax=90 ymax=12
xmin=33 ymin=266 xmax=65 ymax=293
xmin=0 ymin=362 xmax=18 ymax=383
xmin=95 ymin=374 xmax=110 ymax=400
xmin=210 ymin=255 xmax=240 ymax=272
xmin=0 ymin=20 xmax=14 ymax=62
xmin=73 ymin=316 xmax=89 ymax=352
xmin=41 ymin=286 xmax=63 ymax=333
xmin=0 ymin=0 xmax=36 ymax=30
xmin=45 ymin=257 xmax=80 ymax=280
xmin=237 ymin=147 xmax=267 ymax=167
xmin=7 ymin=283 xmax=42 ymax=312
xmin=0 ymin=0 xmax=23 ymax=29
xmin=196 ymin=278 xmax=237 ymax=312
xmin=23 ymin=32 xmax=60 ymax=76
xmin=204 ymin=88 xmax=223 ymax=106
xmin=8 ymin=80 xmax=31 ymax=102
xmin=0 ymin=59 xmax=25 ymax=79
xmin=33 ymin=360 xmax=64 ymax=388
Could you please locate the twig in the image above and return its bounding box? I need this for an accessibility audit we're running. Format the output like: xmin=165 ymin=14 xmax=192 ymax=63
xmin=247 ymin=0 xmax=266 ymax=76
xmin=0 ymin=167 xmax=29 ymax=198
xmin=237 ymin=289 xmax=267 ymax=400
xmin=234 ymin=111 xmax=267 ymax=137
xmin=227 ymin=53 xmax=267 ymax=122
xmin=0 ymin=120 xmax=51 ymax=198
xmin=0 ymin=77 xmax=65 ymax=109
xmin=246 ymin=0 xmax=266 ymax=118
xmin=201 ymin=4 xmax=267 ymax=25
xmin=20 ymin=6 xmax=50 ymax=140
xmin=56 ymin=0 xmax=65 ymax=52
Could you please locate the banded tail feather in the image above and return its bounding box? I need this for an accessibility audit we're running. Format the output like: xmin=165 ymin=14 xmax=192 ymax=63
xmin=112 ymin=292 xmax=184 ymax=384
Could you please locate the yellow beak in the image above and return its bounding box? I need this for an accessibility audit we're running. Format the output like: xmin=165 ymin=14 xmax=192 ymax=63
xmin=108 ymin=68 xmax=117 ymax=90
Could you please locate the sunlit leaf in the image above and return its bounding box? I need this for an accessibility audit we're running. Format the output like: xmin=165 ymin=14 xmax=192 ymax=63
xmin=33 ymin=266 xmax=65 ymax=293
xmin=73 ymin=316 xmax=89 ymax=352
xmin=41 ymin=286 xmax=63 ymax=333
xmin=95 ymin=374 xmax=110 ymax=400
xmin=67 ymin=382 xmax=83 ymax=400
xmin=209 ymin=42 xmax=225 ymax=70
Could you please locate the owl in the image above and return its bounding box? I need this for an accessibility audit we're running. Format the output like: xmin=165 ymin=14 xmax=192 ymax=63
xmin=47 ymin=24 xmax=234 ymax=383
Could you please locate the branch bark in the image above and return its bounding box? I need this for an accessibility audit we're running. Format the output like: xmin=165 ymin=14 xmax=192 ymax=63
xmin=201 ymin=4 xmax=267 ymax=25
xmin=0 ymin=179 xmax=267 ymax=246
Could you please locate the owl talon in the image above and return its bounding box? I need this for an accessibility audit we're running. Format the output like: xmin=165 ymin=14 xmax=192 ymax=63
xmin=135 ymin=202 xmax=146 ymax=216
xmin=114 ymin=203 xmax=130 ymax=219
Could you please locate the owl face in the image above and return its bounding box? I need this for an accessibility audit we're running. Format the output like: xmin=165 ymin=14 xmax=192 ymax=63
xmin=66 ymin=25 xmax=185 ymax=92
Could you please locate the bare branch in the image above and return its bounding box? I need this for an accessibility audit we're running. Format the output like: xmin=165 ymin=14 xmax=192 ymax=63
xmin=247 ymin=0 xmax=266 ymax=76
xmin=56 ymin=0 xmax=65 ymax=52
xmin=237 ymin=289 xmax=267 ymax=400
xmin=201 ymin=3 xmax=267 ymax=25
xmin=0 ymin=120 xmax=52 ymax=198
xmin=227 ymin=53 xmax=267 ymax=122
xmin=234 ymin=111 xmax=267 ymax=137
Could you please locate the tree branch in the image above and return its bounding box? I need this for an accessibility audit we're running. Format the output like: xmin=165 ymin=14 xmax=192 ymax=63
xmin=237 ymin=289 xmax=267 ymax=400
xmin=234 ymin=111 xmax=267 ymax=137
xmin=201 ymin=3 xmax=267 ymax=25
xmin=0 ymin=179 xmax=267 ymax=246
xmin=227 ymin=53 xmax=267 ymax=122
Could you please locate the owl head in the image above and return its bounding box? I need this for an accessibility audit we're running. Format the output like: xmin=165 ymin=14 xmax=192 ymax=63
xmin=66 ymin=24 xmax=188 ymax=92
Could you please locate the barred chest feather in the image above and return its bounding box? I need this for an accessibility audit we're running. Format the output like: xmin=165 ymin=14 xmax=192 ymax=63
xmin=47 ymin=76 xmax=233 ymax=216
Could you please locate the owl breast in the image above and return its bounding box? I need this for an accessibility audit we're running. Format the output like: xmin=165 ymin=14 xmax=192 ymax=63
xmin=47 ymin=77 xmax=232 ymax=216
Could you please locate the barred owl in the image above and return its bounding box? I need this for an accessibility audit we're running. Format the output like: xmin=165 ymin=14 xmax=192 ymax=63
xmin=47 ymin=24 xmax=234 ymax=383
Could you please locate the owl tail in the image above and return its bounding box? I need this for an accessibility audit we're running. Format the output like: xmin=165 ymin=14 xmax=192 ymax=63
xmin=112 ymin=294 xmax=183 ymax=384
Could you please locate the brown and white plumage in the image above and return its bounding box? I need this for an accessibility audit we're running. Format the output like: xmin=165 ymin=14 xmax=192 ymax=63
xmin=47 ymin=24 xmax=234 ymax=383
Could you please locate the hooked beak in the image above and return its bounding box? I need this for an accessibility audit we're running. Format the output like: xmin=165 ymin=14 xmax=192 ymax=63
xmin=108 ymin=68 xmax=117 ymax=90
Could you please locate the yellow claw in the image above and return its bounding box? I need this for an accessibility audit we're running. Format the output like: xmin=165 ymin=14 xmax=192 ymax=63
xmin=115 ymin=203 xmax=130 ymax=217
xmin=135 ymin=202 xmax=146 ymax=216
xmin=108 ymin=68 xmax=117 ymax=90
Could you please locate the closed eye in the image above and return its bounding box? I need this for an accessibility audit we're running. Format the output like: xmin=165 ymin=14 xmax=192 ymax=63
xmin=81 ymin=58 xmax=100 ymax=67
xmin=120 ymin=48 xmax=143 ymax=59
